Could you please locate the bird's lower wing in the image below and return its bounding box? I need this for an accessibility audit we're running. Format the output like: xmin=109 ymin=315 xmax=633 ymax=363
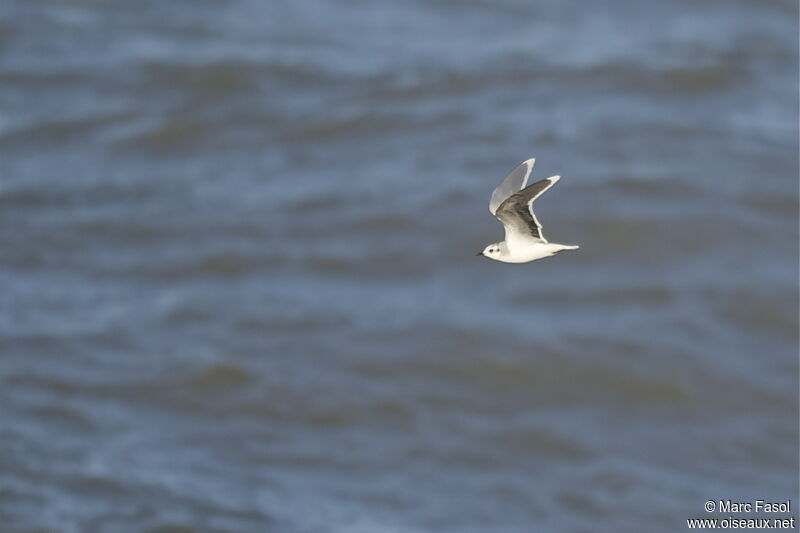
xmin=495 ymin=175 xmax=560 ymax=243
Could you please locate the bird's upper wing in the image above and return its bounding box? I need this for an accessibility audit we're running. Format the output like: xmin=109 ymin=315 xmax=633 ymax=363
xmin=495 ymin=175 xmax=560 ymax=243
xmin=489 ymin=158 xmax=535 ymax=215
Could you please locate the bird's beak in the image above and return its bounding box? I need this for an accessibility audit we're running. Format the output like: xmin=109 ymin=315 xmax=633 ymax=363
xmin=476 ymin=251 xmax=484 ymax=256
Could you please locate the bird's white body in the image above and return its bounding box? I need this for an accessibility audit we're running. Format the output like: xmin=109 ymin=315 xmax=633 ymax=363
xmin=491 ymin=240 xmax=579 ymax=264
xmin=480 ymin=159 xmax=579 ymax=264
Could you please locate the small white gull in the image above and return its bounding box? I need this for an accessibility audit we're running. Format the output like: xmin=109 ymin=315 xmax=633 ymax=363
xmin=478 ymin=158 xmax=579 ymax=263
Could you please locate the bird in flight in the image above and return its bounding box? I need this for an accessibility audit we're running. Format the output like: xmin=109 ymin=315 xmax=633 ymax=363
xmin=478 ymin=158 xmax=579 ymax=263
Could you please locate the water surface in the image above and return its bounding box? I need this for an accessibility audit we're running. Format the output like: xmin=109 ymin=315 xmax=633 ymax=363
xmin=1 ymin=1 xmax=797 ymax=532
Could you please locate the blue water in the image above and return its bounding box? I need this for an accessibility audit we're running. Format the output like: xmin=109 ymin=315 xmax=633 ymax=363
xmin=0 ymin=1 xmax=797 ymax=532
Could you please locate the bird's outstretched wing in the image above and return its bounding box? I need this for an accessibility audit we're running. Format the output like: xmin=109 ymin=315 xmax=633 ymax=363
xmin=489 ymin=158 xmax=535 ymax=215
xmin=495 ymin=175 xmax=560 ymax=243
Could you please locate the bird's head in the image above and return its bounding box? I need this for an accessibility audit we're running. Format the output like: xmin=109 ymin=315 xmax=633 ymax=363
xmin=477 ymin=243 xmax=502 ymax=260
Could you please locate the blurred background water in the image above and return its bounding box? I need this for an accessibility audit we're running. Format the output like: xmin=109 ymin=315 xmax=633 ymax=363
xmin=0 ymin=1 xmax=798 ymax=532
